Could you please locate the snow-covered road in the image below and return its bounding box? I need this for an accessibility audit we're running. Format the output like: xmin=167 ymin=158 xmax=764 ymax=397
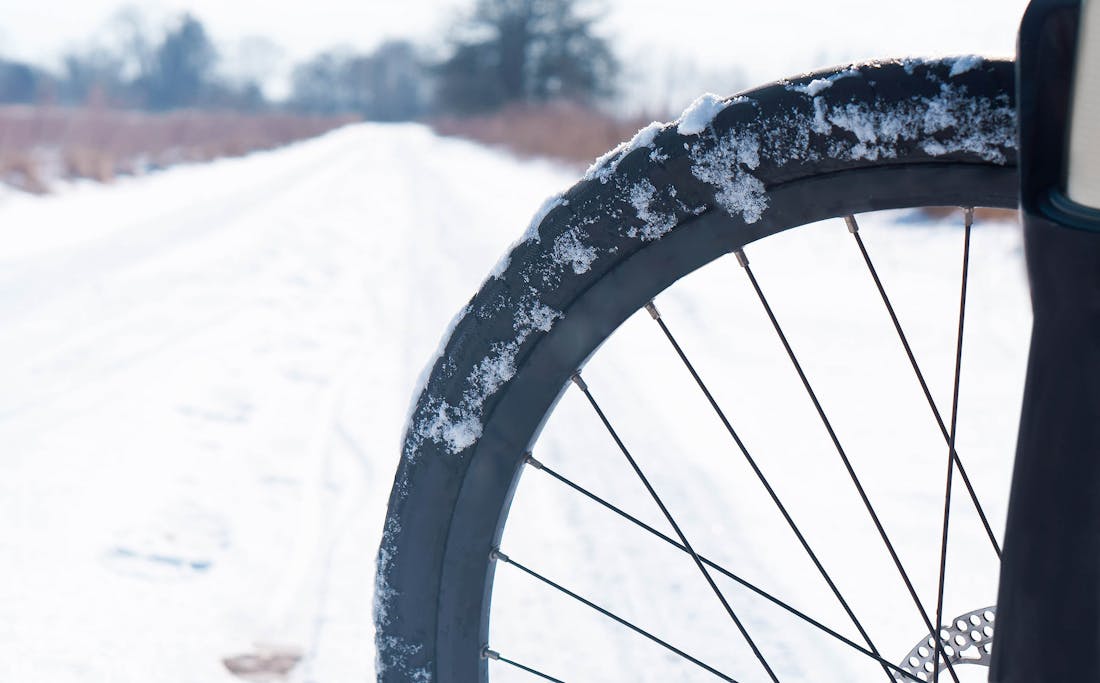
xmin=0 ymin=125 xmax=573 ymax=681
xmin=0 ymin=123 xmax=1030 ymax=682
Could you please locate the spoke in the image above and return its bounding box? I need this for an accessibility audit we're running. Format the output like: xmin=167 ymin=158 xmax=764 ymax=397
xmin=483 ymin=648 xmax=566 ymax=682
xmin=524 ymin=454 xmax=925 ymax=682
xmin=845 ymin=214 xmax=1001 ymax=558
xmin=492 ymin=550 xmax=739 ymax=682
xmin=733 ymin=249 xmax=962 ymax=683
xmin=643 ymin=301 xmax=894 ymax=683
xmin=571 ymin=372 xmax=781 ymax=683
xmin=932 ymin=209 xmax=974 ymax=682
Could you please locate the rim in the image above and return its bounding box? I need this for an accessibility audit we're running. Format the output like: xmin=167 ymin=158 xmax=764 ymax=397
xmin=441 ymin=163 xmax=1017 ymax=681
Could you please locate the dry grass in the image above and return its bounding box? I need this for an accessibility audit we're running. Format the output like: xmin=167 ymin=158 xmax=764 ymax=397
xmin=0 ymin=106 xmax=356 ymax=193
xmin=431 ymin=101 xmax=653 ymax=167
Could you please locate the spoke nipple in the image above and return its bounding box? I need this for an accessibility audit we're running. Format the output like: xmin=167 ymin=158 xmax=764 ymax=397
xmin=490 ymin=548 xmax=510 ymax=563
xmin=525 ymin=453 xmax=544 ymax=470
xmin=644 ymin=301 xmax=661 ymax=320
xmin=734 ymin=249 xmax=749 ymax=268
xmin=844 ymin=215 xmax=859 ymax=234
xmin=482 ymin=646 xmax=501 ymax=660
xmin=570 ymin=372 xmax=588 ymax=392
xmin=963 ymin=206 xmax=975 ymax=228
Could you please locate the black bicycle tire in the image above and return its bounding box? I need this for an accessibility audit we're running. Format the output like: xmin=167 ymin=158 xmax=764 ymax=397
xmin=375 ymin=57 xmax=1019 ymax=682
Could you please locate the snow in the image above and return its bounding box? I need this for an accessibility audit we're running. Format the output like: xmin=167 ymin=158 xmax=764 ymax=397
xmin=627 ymin=178 xmax=679 ymax=240
xmin=551 ymin=230 xmax=598 ymax=273
xmin=407 ymin=295 xmax=563 ymax=457
xmin=812 ymin=81 xmax=1016 ymax=163
xmin=403 ymin=303 xmax=471 ymax=448
xmin=584 ymin=120 xmax=665 ymax=183
xmin=949 ymin=54 xmax=985 ymax=76
xmin=489 ymin=254 xmax=511 ymax=279
xmin=689 ymin=125 xmax=767 ymax=223
xmin=798 ymin=78 xmax=834 ymax=96
xmin=520 ymin=193 xmax=565 ymax=242
xmin=0 ymin=123 xmax=573 ymax=682
xmin=786 ymin=68 xmax=860 ymax=95
xmin=677 ymin=93 xmax=729 ymax=135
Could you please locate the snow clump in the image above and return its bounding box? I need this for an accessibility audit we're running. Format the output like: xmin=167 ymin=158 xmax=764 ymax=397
xmin=584 ymin=120 xmax=665 ymax=183
xmin=786 ymin=68 xmax=860 ymax=96
xmin=627 ymin=179 xmax=678 ymax=240
xmin=949 ymin=55 xmax=984 ymax=76
xmin=409 ymin=298 xmax=562 ymax=456
xmin=810 ymin=82 xmax=1015 ymax=163
xmin=521 ymin=194 xmax=566 ymax=242
xmin=552 ymin=230 xmax=598 ymax=273
xmin=689 ymin=130 xmax=767 ymax=223
xmin=677 ymin=93 xmax=729 ymax=135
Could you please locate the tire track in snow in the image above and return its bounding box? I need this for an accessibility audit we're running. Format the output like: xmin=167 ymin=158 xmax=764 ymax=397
xmin=0 ymin=123 xmax=578 ymax=683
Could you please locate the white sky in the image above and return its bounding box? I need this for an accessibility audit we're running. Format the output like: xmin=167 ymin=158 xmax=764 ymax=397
xmin=0 ymin=0 xmax=1030 ymax=110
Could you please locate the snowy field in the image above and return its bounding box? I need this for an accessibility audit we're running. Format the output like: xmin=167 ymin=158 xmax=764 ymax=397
xmin=0 ymin=122 xmax=1029 ymax=681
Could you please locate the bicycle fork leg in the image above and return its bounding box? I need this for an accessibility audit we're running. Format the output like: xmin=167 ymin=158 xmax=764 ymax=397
xmin=992 ymin=0 xmax=1100 ymax=676
xmin=991 ymin=216 xmax=1100 ymax=680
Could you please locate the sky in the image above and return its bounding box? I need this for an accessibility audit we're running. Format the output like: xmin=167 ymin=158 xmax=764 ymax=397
xmin=0 ymin=0 xmax=1031 ymax=110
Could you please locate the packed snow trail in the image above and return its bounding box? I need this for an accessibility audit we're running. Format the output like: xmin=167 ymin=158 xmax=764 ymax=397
xmin=0 ymin=124 xmax=575 ymax=682
xmin=0 ymin=123 xmax=1029 ymax=682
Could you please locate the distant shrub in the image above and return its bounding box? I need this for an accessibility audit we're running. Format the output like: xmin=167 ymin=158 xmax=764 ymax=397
xmin=0 ymin=106 xmax=354 ymax=192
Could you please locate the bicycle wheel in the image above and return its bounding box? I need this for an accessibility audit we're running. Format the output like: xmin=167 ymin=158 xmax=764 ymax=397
xmin=376 ymin=57 xmax=1019 ymax=682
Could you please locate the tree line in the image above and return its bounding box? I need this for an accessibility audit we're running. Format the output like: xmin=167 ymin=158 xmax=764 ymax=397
xmin=0 ymin=0 xmax=618 ymax=120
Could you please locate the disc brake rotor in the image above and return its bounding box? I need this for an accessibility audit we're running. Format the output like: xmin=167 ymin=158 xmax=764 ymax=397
xmin=894 ymin=606 xmax=995 ymax=681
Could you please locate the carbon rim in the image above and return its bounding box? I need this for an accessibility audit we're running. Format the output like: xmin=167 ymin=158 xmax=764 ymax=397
xmin=443 ymin=164 xmax=1015 ymax=681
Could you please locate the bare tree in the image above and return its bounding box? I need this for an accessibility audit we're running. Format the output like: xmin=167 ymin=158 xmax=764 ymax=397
xmin=436 ymin=0 xmax=618 ymax=114
xmin=289 ymin=41 xmax=429 ymax=121
xmin=142 ymin=14 xmax=217 ymax=110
